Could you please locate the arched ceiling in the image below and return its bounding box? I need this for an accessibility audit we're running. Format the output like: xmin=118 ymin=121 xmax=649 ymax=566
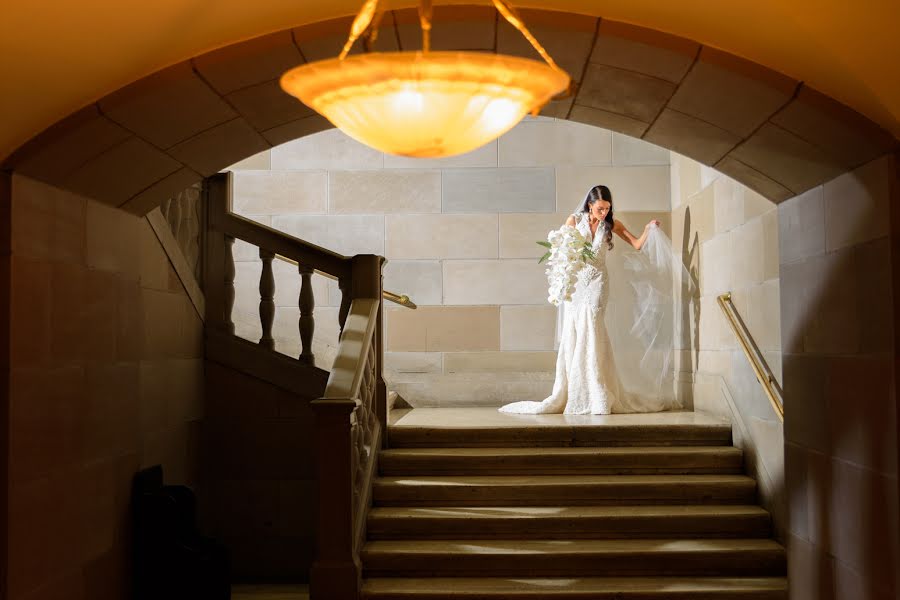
xmin=1 ymin=0 xmax=898 ymax=161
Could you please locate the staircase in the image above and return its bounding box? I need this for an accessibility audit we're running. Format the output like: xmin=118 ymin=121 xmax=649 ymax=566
xmin=360 ymin=416 xmax=787 ymax=599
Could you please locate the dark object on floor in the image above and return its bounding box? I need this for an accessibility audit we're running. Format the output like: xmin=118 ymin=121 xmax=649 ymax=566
xmin=133 ymin=465 xmax=231 ymax=600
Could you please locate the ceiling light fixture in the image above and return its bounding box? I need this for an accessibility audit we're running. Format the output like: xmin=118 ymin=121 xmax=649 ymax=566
xmin=280 ymin=0 xmax=571 ymax=158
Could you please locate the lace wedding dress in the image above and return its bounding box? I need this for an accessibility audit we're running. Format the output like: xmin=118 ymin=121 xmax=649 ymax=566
xmin=499 ymin=213 xmax=681 ymax=415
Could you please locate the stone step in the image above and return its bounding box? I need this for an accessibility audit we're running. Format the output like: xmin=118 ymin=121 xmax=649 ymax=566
xmin=361 ymin=539 xmax=786 ymax=578
xmin=388 ymin=423 xmax=733 ymax=448
xmin=373 ymin=474 xmax=756 ymax=506
xmin=367 ymin=505 xmax=772 ymax=540
xmin=379 ymin=446 xmax=743 ymax=476
xmin=361 ymin=576 xmax=788 ymax=599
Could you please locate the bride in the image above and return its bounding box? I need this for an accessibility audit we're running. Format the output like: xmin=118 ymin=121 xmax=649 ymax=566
xmin=500 ymin=184 xmax=682 ymax=415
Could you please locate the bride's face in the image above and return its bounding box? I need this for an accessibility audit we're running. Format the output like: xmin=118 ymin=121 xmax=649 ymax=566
xmin=590 ymin=200 xmax=611 ymax=222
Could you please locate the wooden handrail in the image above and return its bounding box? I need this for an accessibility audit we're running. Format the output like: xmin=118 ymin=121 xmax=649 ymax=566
xmin=717 ymin=292 xmax=784 ymax=421
xmin=323 ymin=298 xmax=380 ymax=399
xmin=274 ymin=254 xmax=417 ymax=309
xmin=214 ymin=211 xmax=351 ymax=280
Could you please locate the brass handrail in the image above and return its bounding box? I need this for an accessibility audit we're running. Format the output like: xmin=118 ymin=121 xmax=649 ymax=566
xmin=717 ymin=292 xmax=784 ymax=421
xmin=275 ymin=254 xmax=417 ymax=309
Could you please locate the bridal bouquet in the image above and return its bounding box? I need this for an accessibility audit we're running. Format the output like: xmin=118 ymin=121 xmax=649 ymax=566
xmin=537 ymin=226 xmax=595 ymax=306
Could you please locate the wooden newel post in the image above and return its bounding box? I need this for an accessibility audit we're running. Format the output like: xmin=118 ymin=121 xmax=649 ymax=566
xmin=350 ymin=255 xmax=387 ymax=447
xmin=310 ymin=398 xmax=361 ymax=600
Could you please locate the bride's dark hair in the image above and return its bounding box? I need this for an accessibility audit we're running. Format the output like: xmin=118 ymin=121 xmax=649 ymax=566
xmin=581 ymin=185 xmax=614 ymax=250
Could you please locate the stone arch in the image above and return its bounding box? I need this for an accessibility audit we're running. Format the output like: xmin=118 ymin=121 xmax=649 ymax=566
xmin=1 ymin=6 xmax=895 ymax=214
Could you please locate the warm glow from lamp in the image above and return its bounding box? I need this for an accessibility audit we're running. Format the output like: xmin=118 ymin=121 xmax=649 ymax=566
xmin=281 ymin=51 xmax=570 ymax=158
xmin=279 ymin=0 xmax=571 ymax=158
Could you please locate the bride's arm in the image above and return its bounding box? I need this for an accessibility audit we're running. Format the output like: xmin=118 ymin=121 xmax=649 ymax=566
xmin=565 ymin=215 xmax=577 ymax=228
xmin=613 ymin=218 xmax=660 ymax=250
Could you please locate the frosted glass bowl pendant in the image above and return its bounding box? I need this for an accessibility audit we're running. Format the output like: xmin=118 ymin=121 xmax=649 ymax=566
xmin=280 ymin=0 xmax=571 ymax=158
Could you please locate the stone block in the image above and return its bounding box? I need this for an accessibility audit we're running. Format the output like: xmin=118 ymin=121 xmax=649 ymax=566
xmin=569 ymin=105 xmax=649 ymax=138
xmin=384 ymin=141 xmax=498 ymax=169
xmin=227 ymin=79 xmax=317 ymax=132
xmin=685 ymin=184 xmax=715 ymax=245
xmin=383 ymin=260 xmax=443 ymax=306
xmin=442 ymin=260 xmax=546 ymax=305
xmin=771 ymin=86 xmax=895 ymax=170
xmin=786 ymin=533 xmax=835 ymax=600
xmin=385 ymin=306 xmax=500 ymax=352
xmin=232 ymin=171 xmax=326 ymax=216
xmin=100 ymin=62 xmax=236 ymax=149
xmin=169 ymin=118 xmax=270 ymax=177
xmin=271 ymin=128 xmax=383 ymax=170
xmin=499 ymin=213 xmax=568 ymax=259
xmin=385 ymin=214 xmax=498 ymax=259
xmin=385 ymin=352 xmax=443 ymax=374
xmin=388 ymin=372 xmax=553 ymax=408
xmin=576 ymin=63 xmax=675 ymax=124
xmin=747 ymin=280 xmax=781 ymax=352
xmin=443 ymin=351 xmax=557 ymax=373
xmin=86 ymin=201 xmax=141 ymax=277
xmin=293 ymin=16 xmax=398 ymax=62
xmin=823 ymin=155 xmax=890 ymax=252
xmin=442 ymin=167 xmax=555 ymax=213
xmin=9 ymin=257 xmax=52 ymax=368
xmin=729 ymin=124 xmax=846 ymax=194
xmin=271 ymin=214 xmax=384 ymax=256
xmin=674 ymin=153 xmax=702 ymax=205
xmin=591 ymin=21 xmax=698 ymax=83
xmin=227 ymin=149 xmax=271 ymax=171
xmin=63 ymin=137 xmax=183 ymax=207
xmin=829 ymin=460 xmax=899 ymax=587
xmin=713 ymin=176 xmax=743 ymax=234
xmin=500 ymin=305 xmax=558 ymax=351
xmin=555 ymin=165 xmax=671 ymax=212
xmin=193 ymin=31 xmax=304 ymax=95
xmin=762 ymin=210 xmax=780 ymax=281
xmin=120 ymin=167 xmax=202 ymax=216
xmin=731 ymin=217 xmax=766 ymax=286
xmin=498 ymin=120 xmax=612 ymax=167
xmin=743 ymin=186 xmax=775 ymax=221
xmin=853 ymin=237 xmax=893 ymax=356
xmin=700 ymin=234 xmax=731 ymax=296
xmin=4 ymin=105 xmax=131 ymax=185
xmin=644 ymin=109 xmax=740 ymax=166
xmin=612 ymin=133 xmax=670 ymax=166
xmin=395 ymin=6 xmax=495 ymax=51
xmin=669 ymin=48 xmax=798 ymax=138
xmin=826 ymin=356 xmax=896 ymax=475
xmin=261 ymin=115 xmax=333 ymax=147
xmin=497 ymin=9 xmax=597 ymax=79
xmin=714 ymin=156 xmax=793 ymax=203
xmin=329 ymin=170 xmax=440 ymax=214
xmin=10 ymin=175 xmax=85 ymax=264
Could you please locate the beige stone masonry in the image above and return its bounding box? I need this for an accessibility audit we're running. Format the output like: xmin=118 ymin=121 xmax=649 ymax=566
xmin=385 ymin=214 xmax=498 ymax=260
xmin=329 ymin=170 xmax=441 ymax=214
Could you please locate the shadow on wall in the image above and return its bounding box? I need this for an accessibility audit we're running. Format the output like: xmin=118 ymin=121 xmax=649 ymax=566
xmin=678 ymin=205 xmax=701 ymax=411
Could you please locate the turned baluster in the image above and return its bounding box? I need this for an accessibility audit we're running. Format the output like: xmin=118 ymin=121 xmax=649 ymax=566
xmin=223 ymin=236 xmax=236 ymax=334
xmin=259 ymin=249 xmax=276 ymax=350
xmin=298 ymin=264 xmax=316 ymax=365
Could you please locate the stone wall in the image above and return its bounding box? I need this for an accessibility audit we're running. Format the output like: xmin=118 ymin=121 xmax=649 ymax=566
xmin=669 ymin=153 xmax=785 ymax=534
xmin=228 ymin=119 xmax=672 ymax=407
xmin=779 ymin=154 xmax=899 ymax=600
xmin=6 ymin=175 xmax=204 ymax=600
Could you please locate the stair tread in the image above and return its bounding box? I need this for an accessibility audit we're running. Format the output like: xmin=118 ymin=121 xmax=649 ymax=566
xmin=363 ymin=538 xmax=785 ymax=555
xmin=369 ymin=505 xmax=770 ymax=519
xmin=382 ymin=447 xmax=741 ymax=457
xmin=377 ymin=474 xmax=754 ymax=485
xmin=363 ymin=576 xmax=788 ymax=593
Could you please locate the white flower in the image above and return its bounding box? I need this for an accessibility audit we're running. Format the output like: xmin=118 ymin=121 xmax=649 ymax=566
xmin=540 ymin=225 xmax=594 ymax=306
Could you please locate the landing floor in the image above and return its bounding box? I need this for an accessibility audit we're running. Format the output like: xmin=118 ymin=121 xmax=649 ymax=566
xmin=390 ymin=407 xmax=729 ymax=428
xmin=233 ymin=584 xmax=308 ymax=599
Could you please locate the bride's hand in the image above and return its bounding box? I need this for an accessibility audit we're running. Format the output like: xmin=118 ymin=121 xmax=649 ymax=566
xmin=645 ymin=219 xmax=660 ymax=230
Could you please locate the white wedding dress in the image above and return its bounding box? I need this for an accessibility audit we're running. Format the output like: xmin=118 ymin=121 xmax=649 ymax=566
xmin=500 ymin=213 xmax=681 ymax=415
